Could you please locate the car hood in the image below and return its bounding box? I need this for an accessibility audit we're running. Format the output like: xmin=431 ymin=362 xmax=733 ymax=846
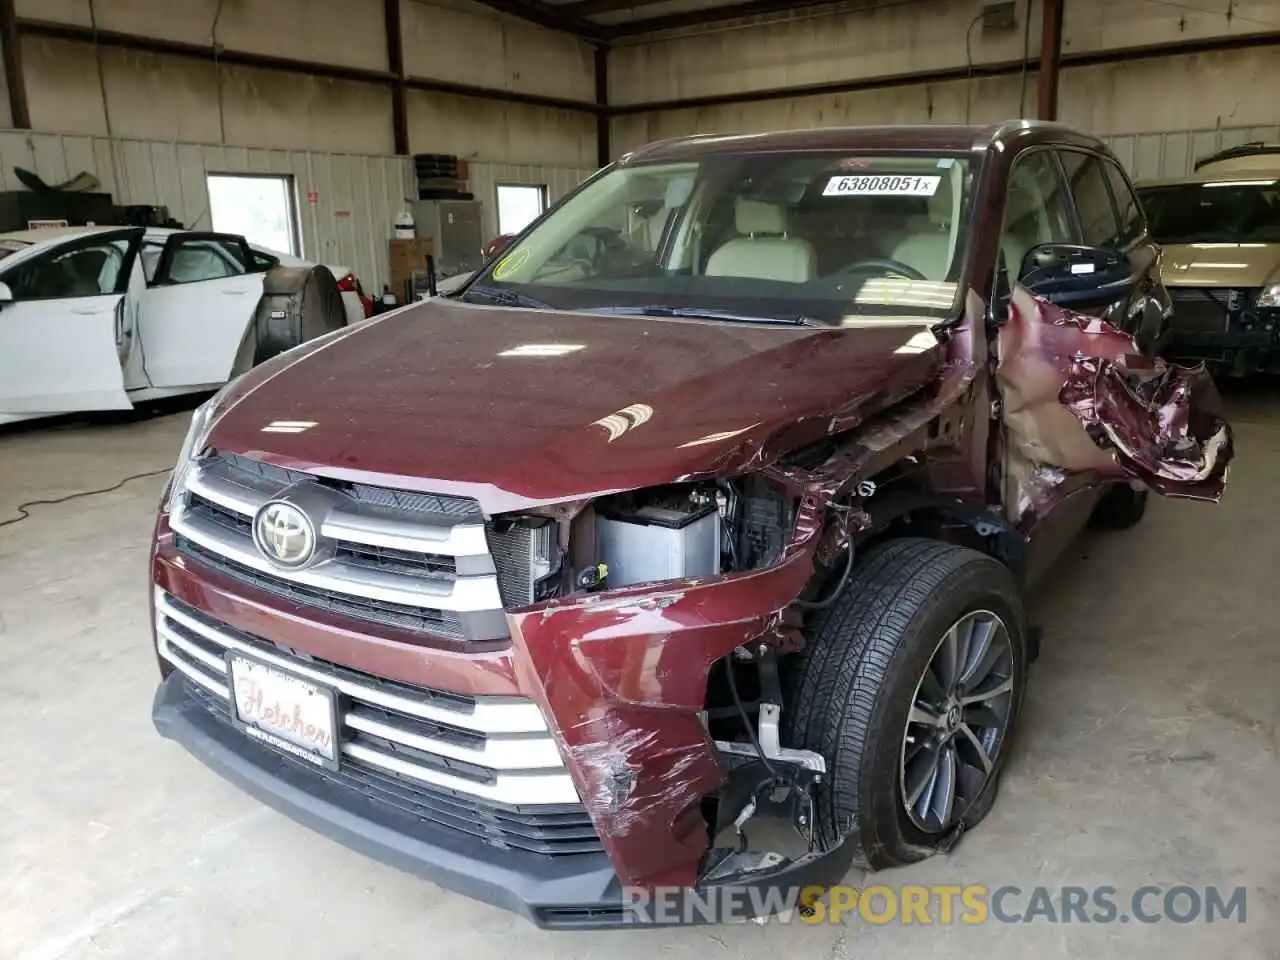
xmin=207 ymin=299 xmax=945 ymax=513
xmin=1160 ymin=243 xmax=1280 ymax=287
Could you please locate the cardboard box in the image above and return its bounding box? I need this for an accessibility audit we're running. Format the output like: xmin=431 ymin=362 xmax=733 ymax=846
xmin=389 ymin=237 xmax=434 ymax=297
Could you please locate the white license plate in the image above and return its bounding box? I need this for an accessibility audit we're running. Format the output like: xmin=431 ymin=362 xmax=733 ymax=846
xmin=227 ymin=654 xmax=339 ymax=769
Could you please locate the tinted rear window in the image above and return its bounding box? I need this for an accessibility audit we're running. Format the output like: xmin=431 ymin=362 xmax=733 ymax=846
xmin=1138 ymin=181 xmax=1280 ymax=244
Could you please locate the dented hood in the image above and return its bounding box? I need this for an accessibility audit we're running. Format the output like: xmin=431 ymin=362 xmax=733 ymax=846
xmin=207 ymin=299 xmax=944 ymax=513
xmin=1161 ymin=243 xmax=1280 ymax=288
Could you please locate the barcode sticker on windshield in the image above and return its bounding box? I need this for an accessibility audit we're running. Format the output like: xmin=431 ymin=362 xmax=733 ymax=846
xmin=823 ymin=175 xmax=942 ymax=197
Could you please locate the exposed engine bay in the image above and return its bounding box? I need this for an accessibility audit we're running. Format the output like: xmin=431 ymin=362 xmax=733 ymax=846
xmin=491 ymin=476 xmax=801 ymax=605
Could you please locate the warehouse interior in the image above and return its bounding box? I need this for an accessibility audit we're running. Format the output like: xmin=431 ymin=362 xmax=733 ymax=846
xmin=2 ymin=0 xmax=1279 ymax=956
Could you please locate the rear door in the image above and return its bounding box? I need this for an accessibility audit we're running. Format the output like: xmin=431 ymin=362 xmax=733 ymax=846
xmin=0 ymin=228 xmax=143 ymax=415
xmin=137 ymin=232 xmax=268 ymax=388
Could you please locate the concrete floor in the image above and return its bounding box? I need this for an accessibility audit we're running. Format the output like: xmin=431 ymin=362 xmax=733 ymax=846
xmin=2 ymin=397 xmax=1278 ymax=959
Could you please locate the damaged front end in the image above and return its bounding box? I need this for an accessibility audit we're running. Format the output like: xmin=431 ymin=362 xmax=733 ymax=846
xmin=506 ymin=476 xmax=849 ymax=901
xmin=501 ymin=290 xmax=1234 ymax=923
xmin=501 ymin=374 xmax=982 ymax=918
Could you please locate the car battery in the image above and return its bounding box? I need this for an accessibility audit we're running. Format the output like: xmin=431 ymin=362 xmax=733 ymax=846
xmin=596 ymin=502 xmax=720 ymax=588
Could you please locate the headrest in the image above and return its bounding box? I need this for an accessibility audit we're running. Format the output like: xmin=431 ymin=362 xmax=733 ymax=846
xmin=736 ymin=199 xmax=786 ymax=235
xmin=665 ymin=177 xmax=694 ymax=209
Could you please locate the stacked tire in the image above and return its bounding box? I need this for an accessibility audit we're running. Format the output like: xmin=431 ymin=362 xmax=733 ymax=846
xmin=414 ymin=153 xmax=472 ymax=200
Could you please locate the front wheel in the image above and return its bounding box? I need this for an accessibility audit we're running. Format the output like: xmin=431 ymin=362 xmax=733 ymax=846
xmin=786 ymin=538 xmax=1028 ymax=870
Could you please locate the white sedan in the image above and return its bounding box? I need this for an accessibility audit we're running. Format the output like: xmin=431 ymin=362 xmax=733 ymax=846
xmin=0 ymin=226 xmax=357 ymax=426
xmin=140 ymin=227 xmax=365 ymax=326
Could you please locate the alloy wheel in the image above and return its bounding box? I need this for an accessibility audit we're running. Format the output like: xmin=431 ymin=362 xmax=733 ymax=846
xmin=899 ymin=609 xmax=1015 ymax=833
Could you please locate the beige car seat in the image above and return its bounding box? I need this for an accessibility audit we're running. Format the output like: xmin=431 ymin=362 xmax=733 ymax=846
xmin=889 ymin=172 xmax=959 ymax=279
xmin=705 ymin=199 xmax=817 ymax=283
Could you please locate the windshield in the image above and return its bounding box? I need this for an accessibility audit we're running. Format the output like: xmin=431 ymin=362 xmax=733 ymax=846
xmin=464 ymin=151 xmax=975 ymax=324
xmin=1138 ymin=180 xmax=1280 ymax=243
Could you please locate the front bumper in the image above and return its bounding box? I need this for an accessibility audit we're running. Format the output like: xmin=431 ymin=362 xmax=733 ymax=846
xmin=153 ymin=674 xmax=625 ymax=927
xmin=154 ymin=674 xmax=860 ymax=928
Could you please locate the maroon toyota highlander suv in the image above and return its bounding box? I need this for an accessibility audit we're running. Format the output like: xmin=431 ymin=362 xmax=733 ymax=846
xmin=151 ymin=122 xmax=1231 ymax=927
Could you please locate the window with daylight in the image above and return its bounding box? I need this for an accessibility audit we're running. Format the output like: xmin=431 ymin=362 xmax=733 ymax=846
xmin=206 ymin=173 xmax=300 ymax=256
xmin=497 ymin=184 xmax=548 ymax=236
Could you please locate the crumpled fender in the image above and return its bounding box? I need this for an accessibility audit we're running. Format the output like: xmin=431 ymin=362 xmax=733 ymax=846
xmin=998 ymin=287 xmax=1233 ymax=510
xmin=507 ymin=497 xmax=828 ymax=888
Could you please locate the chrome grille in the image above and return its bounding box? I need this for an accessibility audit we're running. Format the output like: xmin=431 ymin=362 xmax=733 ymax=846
xmin=170 ymin=451 xmax=513 ymax=641
xmin=174 ymin=535 xmax=466 ymax=636
xmin=155 ymin=591 xmax=593 ymax=833
xmin=214 ymin=451 xmax=484 ymax=521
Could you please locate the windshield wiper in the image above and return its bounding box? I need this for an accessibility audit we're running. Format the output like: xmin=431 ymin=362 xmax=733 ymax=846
xmin=463 ymin=285 xmax=551 ymax=309
xmin=586 ymin=305 xmax=826 ymax=327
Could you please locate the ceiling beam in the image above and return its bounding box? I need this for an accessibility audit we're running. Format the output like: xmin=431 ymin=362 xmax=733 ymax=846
xmin=467 ymin=0 xmax=609 ymax=41
xmin=606 ymin=0 xmax=850 ymax=38
xmin=560 ymin=0 xmax=677 ymax=16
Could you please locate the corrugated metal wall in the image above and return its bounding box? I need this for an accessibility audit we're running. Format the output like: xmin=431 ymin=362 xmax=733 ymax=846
xmin=0 ymin=130 xmax=597 ymax=289
xmin=467 ymin=162 xmax=595 ymax=239
xmin=0 ymin=129 xmax=412 ymax=290
xmin=1104 ymin=124 xmax=1280 ymax=182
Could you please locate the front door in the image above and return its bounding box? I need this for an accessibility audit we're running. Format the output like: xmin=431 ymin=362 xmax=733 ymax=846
xmin=1055 ymin=149 xmax=1171 ymax=353
xmin=0 ymin=228 xmax=143 ymax=417
xmin=992 ymin=146 xmax=1228 ymax=584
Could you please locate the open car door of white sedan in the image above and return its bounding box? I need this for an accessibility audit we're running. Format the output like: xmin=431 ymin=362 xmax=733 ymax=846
xmin=0 ymin=227 xmax=144 ymax=423
xmin=136 ymin=232 xmax=268 ymax=390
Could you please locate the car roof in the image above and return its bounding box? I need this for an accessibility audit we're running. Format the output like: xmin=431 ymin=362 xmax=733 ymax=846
xmin=617 ymin=120 xmax=1110 ymax=164
xmin=1137 ymin=170 xmax=1280 ymax=188
xmin=0 ymin=225 xmax=126 ymax=244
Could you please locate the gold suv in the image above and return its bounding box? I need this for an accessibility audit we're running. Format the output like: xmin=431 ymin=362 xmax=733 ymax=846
xmin=1137 ymin=143 xmax=1280 ymax=375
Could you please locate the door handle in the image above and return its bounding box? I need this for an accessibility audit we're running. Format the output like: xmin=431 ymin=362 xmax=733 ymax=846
xmin=221 ymin=288 xmax=251 ymax=296
xmin=71 ymin=307 xmax=108 ymax=315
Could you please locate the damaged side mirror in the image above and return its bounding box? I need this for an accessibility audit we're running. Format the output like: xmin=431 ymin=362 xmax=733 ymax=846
xmin=1018 ymin=243 xmax=1132 ymax=308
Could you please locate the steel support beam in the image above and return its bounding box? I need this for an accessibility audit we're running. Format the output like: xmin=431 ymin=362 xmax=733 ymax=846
xmin=612 ymin=28 xmax=1280 ymax=114
xmin=595 ymin=46 xmax=610 ymax=167
xmin=384 ymin=0 xmax=409 ymax=155
xmin=0 ymin=0 xmax=28 ymax=129
xmin=16 ymin=17 xmax=600 ymax=115
xmin=1037 ymin=0 xmax=1064 ymax=120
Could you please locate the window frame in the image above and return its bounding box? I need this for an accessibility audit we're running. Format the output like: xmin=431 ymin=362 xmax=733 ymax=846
xmin=0 ymin=228 xmax=142 ymax=302
xmin=205 ymin=172 xmax=301 ymax=257
xmin=995 ymin=145 xmax=1080 ymax=290
xmin=1056 ymin=148 xmax=1126 ymax=250
xmin=495 ymin=182 xmax=549 ymax=237
xmin=151 ymin=231 xmax=255 ymax=287
xmin=1096 ymin=155 xmax=1148 ymax=249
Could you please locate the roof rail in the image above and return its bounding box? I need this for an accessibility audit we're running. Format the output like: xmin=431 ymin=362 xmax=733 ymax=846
xmin=1192 ymin=142 xmax=1280 ymax=171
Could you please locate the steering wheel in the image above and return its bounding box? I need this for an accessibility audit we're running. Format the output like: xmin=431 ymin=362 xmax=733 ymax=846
xmin=835 ymin=258 xmax=928 ymax=281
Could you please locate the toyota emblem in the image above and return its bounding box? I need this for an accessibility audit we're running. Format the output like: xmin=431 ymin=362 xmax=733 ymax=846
xmin=252 ymin=500 xmax=316 ymax=568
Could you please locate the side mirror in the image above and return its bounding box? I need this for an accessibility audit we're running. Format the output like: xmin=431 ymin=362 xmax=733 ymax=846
xmin=482 ymin=234 xmax=515 ymax=260
xmin=0 ymin=281 xmax=14 ymax=304
xmin=1018 ymin=243 xmax=1130 ymax=304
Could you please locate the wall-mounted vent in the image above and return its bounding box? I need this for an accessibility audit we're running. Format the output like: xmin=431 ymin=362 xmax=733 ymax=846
xmin=982 ymin=1 xmax=1019 ymax=31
